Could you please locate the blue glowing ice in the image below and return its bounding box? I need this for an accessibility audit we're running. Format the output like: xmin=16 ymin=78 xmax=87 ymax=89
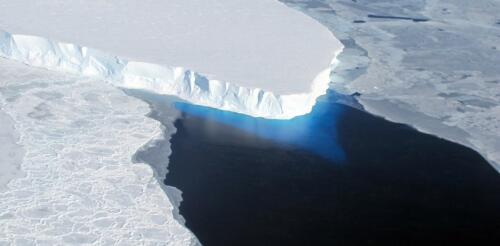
xmin=174 ymin=91 xmax=345 ymax=163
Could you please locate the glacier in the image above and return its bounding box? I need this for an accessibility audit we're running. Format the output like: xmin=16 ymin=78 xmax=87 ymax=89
xmin=0 ymin=30 xmax=342 ymax=119
xmin=0 ymin=0 xmax=343 ymax=119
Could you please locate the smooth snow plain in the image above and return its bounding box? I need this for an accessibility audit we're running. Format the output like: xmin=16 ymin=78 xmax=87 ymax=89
xmin=0 ymin=0 xmax=343 ymax=119
xmin=281 ymin=0 xmax=500 ymax=171
xmin=0 ymin=58 xmax=198 ymax=245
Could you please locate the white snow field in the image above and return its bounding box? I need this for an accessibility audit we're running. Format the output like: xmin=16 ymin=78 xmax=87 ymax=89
xmin=280 ymin=0 xmax=500 ymax=171
xmin=0 ymin=58 xmax=198 ymax=245
xmin=0 ymin=109 xmax=24 ymax=192
xmin=0 ymin=0 xmax=343 ymax=119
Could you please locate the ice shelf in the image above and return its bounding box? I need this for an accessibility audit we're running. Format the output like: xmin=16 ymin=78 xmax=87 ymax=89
xmin=0 ymin=0 xmax=343 ymax=119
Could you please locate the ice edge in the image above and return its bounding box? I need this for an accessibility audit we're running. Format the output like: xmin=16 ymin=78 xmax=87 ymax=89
xmin=0 ymin=29 xmax=343 ymax=119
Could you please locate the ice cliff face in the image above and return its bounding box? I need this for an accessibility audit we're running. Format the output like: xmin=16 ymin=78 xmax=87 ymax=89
xmin=0 ymin=30 xmax=342 ymax=119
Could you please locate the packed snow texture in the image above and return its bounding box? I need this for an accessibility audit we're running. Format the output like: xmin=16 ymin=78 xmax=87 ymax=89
xmin=281 ymin=0 xmax=500 ymax=170
xmin=0 ymin=59 xmax=198 ymax=245
xmin=0 ymin=0 xmax=343 ymax=119
xmin=0 ymin=109 xmax=24 ymax=192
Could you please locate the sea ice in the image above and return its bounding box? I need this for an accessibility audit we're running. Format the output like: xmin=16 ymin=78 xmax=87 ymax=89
xmin=280 ymin=0 xmax=500 ymax=171
xmin=0 ymin=58 xmax=198 ymax=244
xmin=0 ymin=109 xmax=24 ymax=192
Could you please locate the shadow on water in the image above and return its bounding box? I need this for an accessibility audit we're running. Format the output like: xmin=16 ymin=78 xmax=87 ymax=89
xmin=173 ymin=91 xmax=345 ymax=163
xmin=163 ymin=90 xmax=500 ymax=246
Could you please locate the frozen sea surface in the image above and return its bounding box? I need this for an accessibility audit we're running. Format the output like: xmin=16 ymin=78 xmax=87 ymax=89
xmin=280 ymin=0 xmax=500 ymax=170
xmin=0 ymin=108 xmax=24 ymax=192
xmin=0 ymin=59 xmax=197 ymax=245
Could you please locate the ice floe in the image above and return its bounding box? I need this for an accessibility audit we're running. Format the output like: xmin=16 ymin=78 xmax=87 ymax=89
xmin=0 ymin=59 xmax=198 ymax=245
xmin=281 ymin=0 xmax=500 ymax=171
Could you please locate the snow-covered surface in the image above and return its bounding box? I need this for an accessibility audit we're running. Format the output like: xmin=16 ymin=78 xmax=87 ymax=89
xmin=0 ymin=29 xmax=341 ymax=119
xmin=0 ymin=59 xmax=198 ymax=245
xmin=0 ymin=109 xmax=24 ymax=192
xmin=0 ymin=1 xmax=346 ymax=244
xmin=281 ymin=0 xmax=500 ymax=170
xmin=0 ymin=0 xmax=343 ymax=118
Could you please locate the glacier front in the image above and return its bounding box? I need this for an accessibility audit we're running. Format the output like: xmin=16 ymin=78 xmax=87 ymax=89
xmin=0 ymin=0 xmax=343 ymax=119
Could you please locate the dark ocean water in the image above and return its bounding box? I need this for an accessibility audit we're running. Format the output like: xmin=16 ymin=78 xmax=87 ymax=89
xmin=141 ymin=91 xmax=500 ymax=246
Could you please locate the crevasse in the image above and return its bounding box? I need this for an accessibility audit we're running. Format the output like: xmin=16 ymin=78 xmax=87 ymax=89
xmin=0 ymin=30 xmax=342 ymax=119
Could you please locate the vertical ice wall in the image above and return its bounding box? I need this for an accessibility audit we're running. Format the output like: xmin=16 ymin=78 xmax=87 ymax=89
xmin=0 ymin=30 xmax=343 ymax=119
